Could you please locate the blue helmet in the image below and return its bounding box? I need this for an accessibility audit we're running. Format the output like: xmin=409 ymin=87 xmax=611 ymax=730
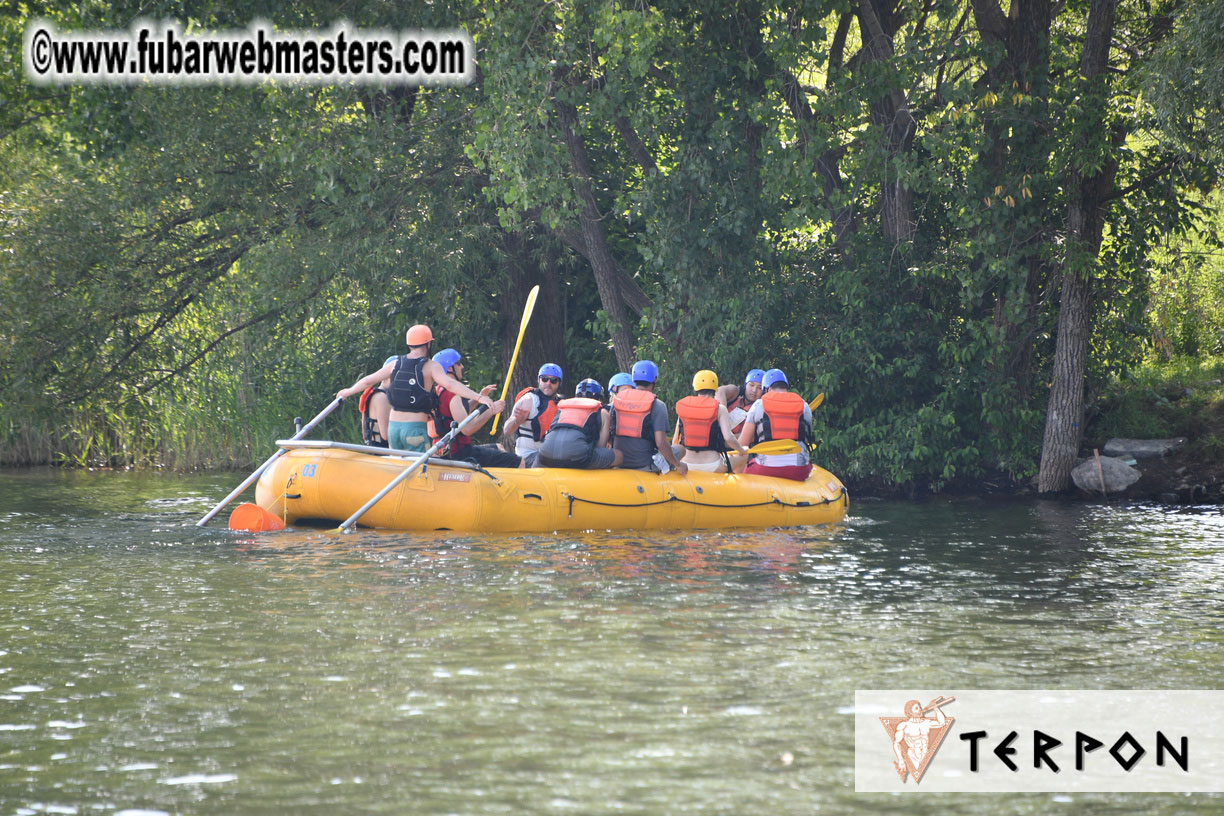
xmin=432 ymin=348 xmax=462 ymax=373
xmin=763 ymin=368 xmax=788 ymax=389
xmin=608 ymin=372 xmax=633 ymax=391
xmin=576 ymin=378 xmax=603 ymax=398
xmin=745 ymin=368 xmax=765 ymax=385
xmin=538 ymin=363 xmax=563 ymax=381
xmin=631 ymin=360 xmax=658 ymax=384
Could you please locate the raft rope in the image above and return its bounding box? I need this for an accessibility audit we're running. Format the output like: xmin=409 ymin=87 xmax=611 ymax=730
xmin=561 ymin=486 xmax=848 ymax=518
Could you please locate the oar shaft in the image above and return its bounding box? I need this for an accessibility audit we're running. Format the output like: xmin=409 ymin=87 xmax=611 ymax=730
xmin=338 ymin=406 xmax=488 ymax=532
xmin=196 ymin=397 xmax=343 ymax=527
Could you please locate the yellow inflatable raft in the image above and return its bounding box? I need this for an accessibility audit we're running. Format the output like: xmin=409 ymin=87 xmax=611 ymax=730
xmin=254 ymin=441 xmax=848 ymax=533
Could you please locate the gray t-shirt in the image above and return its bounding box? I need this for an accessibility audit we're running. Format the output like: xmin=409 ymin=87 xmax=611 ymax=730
xmin=612 ymin=396 xmax=671 ymax=471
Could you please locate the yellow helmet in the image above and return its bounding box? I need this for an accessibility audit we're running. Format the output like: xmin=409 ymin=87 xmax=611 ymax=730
xmin=692 ymin=369 xmax=719 ymax=392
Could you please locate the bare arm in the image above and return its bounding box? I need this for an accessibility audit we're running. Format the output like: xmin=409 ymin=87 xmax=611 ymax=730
xmin=654 ymin=429 xmax=687 ymax=475
xmin=503 ymin=394 xmax=533 ymax=437
xmin=738 ymin=420 xmax=757 ymax=449
xmin=716 ymin=383 xmax=739 ymax=408
xmin=428 ymin=360 xmax=493 ymax=408
xmin=453 ymin=386 xmax=503 ymax=436
xmin=599 ymin=410 xmax=611 ymax=447
xmin=338 ymin=363 xmax=394 ymax=399
xmin=719 ymin=405 xmax=748 ymax=454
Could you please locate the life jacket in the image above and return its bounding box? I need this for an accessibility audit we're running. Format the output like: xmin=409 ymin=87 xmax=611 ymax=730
xmin=387 ymin=355 xmax=435 ymax=413
xmin=757 ymin=391 xmax=810 ymax=444
xmin=552 ymin=398 xmax=603 ymax=443
xmin=429 ymin=387 xmax=470 ymax=456
xmin=676 ymin=395 xmax=723 ymax=451
xmin=358 ymin=386 xmax=389 ymax=448
xmin=514 ymin=387 xmax=559 ymax=442
xmin=729 ymin=394 xmax=753 ymax=435
xmin=611 ymin=388 xmax=656 ymax=440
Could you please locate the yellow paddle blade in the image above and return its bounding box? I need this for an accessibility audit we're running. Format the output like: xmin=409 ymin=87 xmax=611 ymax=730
xmin=490 ymin=285 xmax=540 ymax=436
xmin=809 ymin=392 xmax=825 ymax=411
xmin=743 ymin=439 xmax=801 ymax=456
xmin=228 ymin=502 xmax=285 ymax=532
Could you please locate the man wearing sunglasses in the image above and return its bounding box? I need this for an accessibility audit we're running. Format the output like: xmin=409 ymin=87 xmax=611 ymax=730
xmin=505 ymin=363 xmax=563 ymax=457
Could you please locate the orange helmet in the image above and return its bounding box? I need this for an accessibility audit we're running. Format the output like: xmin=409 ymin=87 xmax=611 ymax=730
xmin=405 ymin=325 xmax=434 ymax=346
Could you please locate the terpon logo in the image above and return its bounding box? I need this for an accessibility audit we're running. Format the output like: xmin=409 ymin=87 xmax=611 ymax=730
xmin=878 ymin=695 xmax=955 ymax=783
xmin=854 ymin=690 xmax=1224 ymax=793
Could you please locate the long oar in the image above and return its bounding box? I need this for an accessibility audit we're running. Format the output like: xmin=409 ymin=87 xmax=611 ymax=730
xmin=196 ymin=397 xmax=343 ymax=527
xmin=489 ymin=285 xmax=540 ymax=436
xmin=338 ymin=406 xmax=488 ymax=533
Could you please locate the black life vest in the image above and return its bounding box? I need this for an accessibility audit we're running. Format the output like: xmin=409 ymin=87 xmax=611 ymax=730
xmin=359 ymin=386 xmax=389 ymax=448
xmin=387 ymin=355 xmax=435 ymax=413
xmin=514 ymin=387 xmax=559 ymax=442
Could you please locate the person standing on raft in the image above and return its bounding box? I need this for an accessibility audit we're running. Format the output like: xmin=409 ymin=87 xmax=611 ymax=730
xmin=337 ymin=325 xmax=494 ymax=453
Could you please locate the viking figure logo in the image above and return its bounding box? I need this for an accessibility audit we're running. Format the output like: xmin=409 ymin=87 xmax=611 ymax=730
xmin=878 ymin=695 xmax=955 ymax=783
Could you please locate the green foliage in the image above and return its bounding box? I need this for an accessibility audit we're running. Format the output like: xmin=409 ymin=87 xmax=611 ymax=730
xmin=1087 ymin=356 xmax=1224 ymax=445
xmin=2 ymin=0 xmax=1221 ymax=490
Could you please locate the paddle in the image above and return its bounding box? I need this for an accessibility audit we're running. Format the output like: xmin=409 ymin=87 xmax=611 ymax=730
xmin=741 ymin=439 xmax=802 ymax=456
xmin=337 ymin=405 xmax=488 ymax=533
xmin=489 ymin=285 xmax=540 ymax=436
xmin=196 ymin=397 xmax=343 ymax=527
xmin=810 ymin=392 xmax=825 ymax=411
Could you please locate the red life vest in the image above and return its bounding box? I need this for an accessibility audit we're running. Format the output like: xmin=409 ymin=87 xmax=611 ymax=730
xmin=358 ymin=386 xmax=389 ymax=448
xmin=429 ymin=387 xmax=470 ymax=456
xmin=676 ymin=395 xmax=722 ymax=451
xmin=514 ymin=387 xmax=559 ymax=442
xmin=611 ymin=388 xmax=656 ymax=439
xmin=758 ymin=391 xmax=809 ymax=443
xmin=729 ymin=394 xmax=752 ymax=435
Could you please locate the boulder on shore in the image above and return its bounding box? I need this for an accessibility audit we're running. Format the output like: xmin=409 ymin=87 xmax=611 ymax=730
xmin=1072 ymin=456 xmax=1141 ymax=494
xmin=1102 ymin=438 xmax=1187 ymax=459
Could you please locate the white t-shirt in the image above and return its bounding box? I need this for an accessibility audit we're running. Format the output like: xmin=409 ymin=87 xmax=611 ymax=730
xmin=512 ymin=392 xmax=546 ymax=455
xmin=744 ymin=397 xmax=812 ymax=467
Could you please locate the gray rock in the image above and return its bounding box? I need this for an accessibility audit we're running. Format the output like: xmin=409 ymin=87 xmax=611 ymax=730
xmin=1102 ymin=438 xmax=1187 ymax=459
xmin=1071 ymin=456 xmax=1141 ymax=494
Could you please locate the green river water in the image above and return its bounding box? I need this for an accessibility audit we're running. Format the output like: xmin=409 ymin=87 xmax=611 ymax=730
xmin=0 ymin=468 xmax=1220 ymax=814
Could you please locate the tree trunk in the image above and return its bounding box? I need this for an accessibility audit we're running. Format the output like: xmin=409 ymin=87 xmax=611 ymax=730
xmin=1037 ymin=0 xmax=1119 ymax=492
xmin=499 ymin=233 xmax=566 ymax=401
xmin=556 ymin=99 xmax=641 ymax=371
xmin=857 ymin=0 xmax=916 ymax=245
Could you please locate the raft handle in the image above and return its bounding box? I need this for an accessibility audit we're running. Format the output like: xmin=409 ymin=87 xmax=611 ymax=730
xmin=522 ymin=493 xmax=543 ymax=500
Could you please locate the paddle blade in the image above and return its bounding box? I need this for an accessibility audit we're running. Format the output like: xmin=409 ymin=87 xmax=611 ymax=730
xmin=490 ymin=284 xmax=540 ymax=436
xmin=744 ymin=439 xmax=802 ymax=456
xmin=228 ymin=502 xmax=286 ymax=532
xmin=809 ymin=392 xmax=825 ymax=411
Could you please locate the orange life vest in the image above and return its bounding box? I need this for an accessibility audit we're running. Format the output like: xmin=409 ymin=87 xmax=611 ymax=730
xmin=514 ymin=387 xmax=559 ymax=442
xmin=676 ymin=395 xmax=722 ymax=451
xmin=553 ymin=397 xmax=602 ymax=430
xmin=611 ymin=388 xmax=657 ymax=439
xmin=758 ymin=391 xmax=809 ymax=443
